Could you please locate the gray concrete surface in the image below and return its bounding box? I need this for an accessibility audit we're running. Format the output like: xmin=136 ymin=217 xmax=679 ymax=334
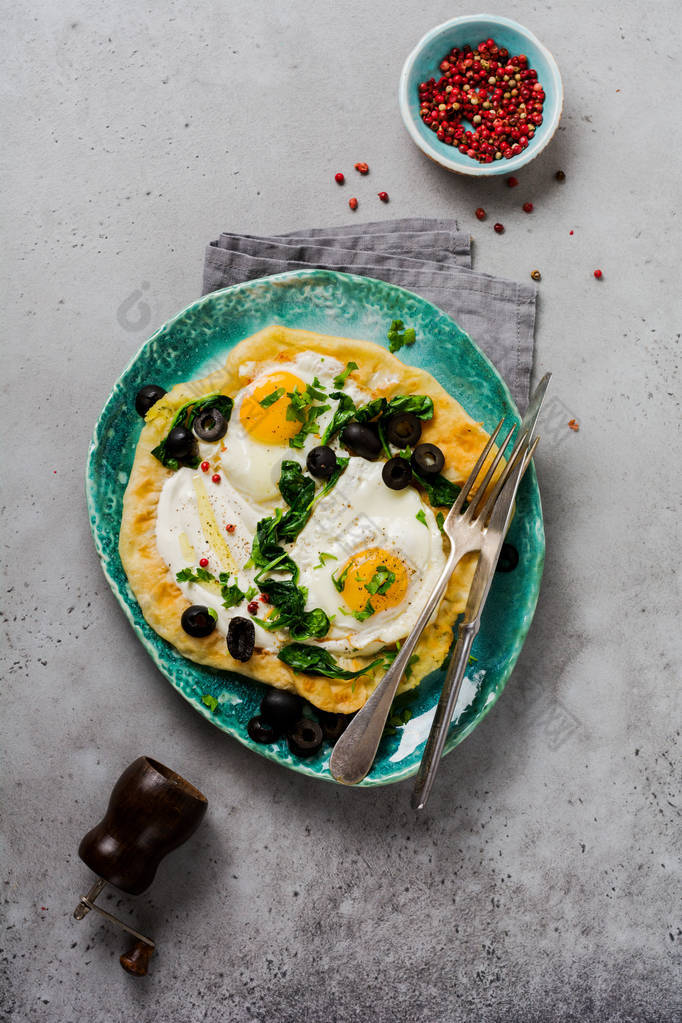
xmin=2 ymin=1 xmax=680 ymax=1020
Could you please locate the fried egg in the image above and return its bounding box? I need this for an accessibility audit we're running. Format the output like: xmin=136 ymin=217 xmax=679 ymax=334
xmin=290 ymin=458 xmax=446 ymax=655
xmin=219 ymin=351 xmax=367 ymax=503
xmin=120 ymin=325 xmax=494 ymax=713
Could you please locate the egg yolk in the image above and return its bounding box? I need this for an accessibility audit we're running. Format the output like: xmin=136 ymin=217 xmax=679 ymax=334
xmin=239 ymin=372 xmax=306 ymax=445
xmin=339 ymin=548 xmax=408 ymax=614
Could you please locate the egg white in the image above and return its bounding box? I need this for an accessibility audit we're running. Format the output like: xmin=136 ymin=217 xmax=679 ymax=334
xmin=290 ymin=458 xmax=447 ymax=655
xmin=155 ymin=352 xmax=447 ymax=659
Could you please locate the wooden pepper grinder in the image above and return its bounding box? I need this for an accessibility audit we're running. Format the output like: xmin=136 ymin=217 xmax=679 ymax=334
xmin=73 ymin=756 xmax=208 ymax=976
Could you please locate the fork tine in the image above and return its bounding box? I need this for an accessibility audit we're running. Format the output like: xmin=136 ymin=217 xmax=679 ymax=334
xmin=479 ymin=433 xmax=538 ymax=526
xmin=466 ymin=422 xmax=518 ymax=520
xmin=448 ymin=417 xmax=505 ymax=518
xmin=477 ymin=429 xmax=528 ymax=520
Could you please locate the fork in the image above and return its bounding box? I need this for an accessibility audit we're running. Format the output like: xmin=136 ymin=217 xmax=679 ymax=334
xmin=329 ymin=417 xmax=530 ymax=786
xmin=410 ymin=434 xmax=539 ymax=809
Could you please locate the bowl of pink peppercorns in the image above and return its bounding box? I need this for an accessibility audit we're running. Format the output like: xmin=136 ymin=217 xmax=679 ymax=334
xmin=399 ymin=14 xmax=563 ymax=176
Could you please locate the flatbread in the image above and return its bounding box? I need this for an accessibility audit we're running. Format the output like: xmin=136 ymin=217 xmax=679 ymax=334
xmin=119 ymin=325 xmax=494 ymax=713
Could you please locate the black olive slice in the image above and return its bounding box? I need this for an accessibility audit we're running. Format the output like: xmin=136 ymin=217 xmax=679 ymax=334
xmin=306 ymin=445 xmax=337 ymax=480
xmin=496 ymin=542 xmax=519 ymax=573
xmin=135 ymin=384 xmax=166 ymax=417
xmin=227 ymin=616 xmax=256 ymax=661
xmin=340 ymin=422 xmax=382 ymax=460
xmin=180 ymin=605 xmax=217 ymax=638
xmin=247 ymin=715 xmax=279 ymax=744
xmin=317 ymin=711 xmax=353 ymax=744
xmin=193 ymin=407 xmax=227 ymax=442
xmin=385 ymin=412 xmax=422 ymax=447
xmin=287 ymin=717 xmax=324 ymax=758
xmin=411 ymin=442 xmax=445 ymax=477
xmin=166 ymin=425 xmax=197 ymax=460
xmin=382 ymin=457 xmax=413 ymax=491
xmin=260 ymin=689 xmax=304 ymax=731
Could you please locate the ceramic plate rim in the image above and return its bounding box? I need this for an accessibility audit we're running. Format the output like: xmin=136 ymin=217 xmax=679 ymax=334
xmin=86 ymin=269 xmax=544 ymax=786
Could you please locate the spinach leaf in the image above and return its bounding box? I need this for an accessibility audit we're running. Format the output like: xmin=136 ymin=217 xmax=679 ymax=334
xmin=277 ymin=643 xmax=386 ymax=680
xmin=250 ymin=459 xmax=347 ymax=588
xmin=258 ymin=580 xmax=330 ymax=640
xmin=152 ymin=393 xmax=234 ymax=471
xmin=278 ymin=460 xmax=315 ymax=514
xmin=384 ymin=394 xmax=434 ymax=421
xmin=321 ymin=391 xmax=433 ymax=446
xmin=354 ymin=397 xmax=388 ymax=423
xmin=310 ymin=456 xmax=349 ymax=509
xmin=321 ymin=391 xmax=358 ymax=444
xmin=277 ymin=461 xmax=317 ymax=542
xmin=412 ymin=469 xmax=461 ymax=508
xmin=251 ymin=511 xmax=299 ymax=582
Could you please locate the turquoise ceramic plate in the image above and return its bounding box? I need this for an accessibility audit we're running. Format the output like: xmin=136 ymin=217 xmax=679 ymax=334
xmin=87 ymin=270 xmax=544 ymax=786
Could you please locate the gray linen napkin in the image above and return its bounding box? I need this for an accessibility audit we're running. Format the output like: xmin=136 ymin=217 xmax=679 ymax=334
xmin=202 ymin=218 xmax=536 ymax=410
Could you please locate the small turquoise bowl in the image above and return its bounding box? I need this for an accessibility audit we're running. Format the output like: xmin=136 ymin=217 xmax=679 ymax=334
xmin=399 ymin=14 xmax=563 ymax=177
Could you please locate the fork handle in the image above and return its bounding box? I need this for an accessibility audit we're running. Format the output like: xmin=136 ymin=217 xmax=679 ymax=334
xmin=411 ymin=621 xmax=478 ymax=810
xmin=329 ymin=551 xmax=460 ymax=785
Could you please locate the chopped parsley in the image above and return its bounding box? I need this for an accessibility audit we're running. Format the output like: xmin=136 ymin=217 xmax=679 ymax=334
xmin=176 ymin=566 xmax=215 ymax=584
xmin=354 ymin=600 xmax=375 ymax=621
xmin=201 ymin=694 xmax=219 ymax=712
xmin=387 ymin=319 xmax=417 ymax=354
xmin=415 ymin=509 xmax=428 ymax=528
xmin=365 ymin=566 xmax=395 ymax=596
xmin=313 ymin=552 xmax=338 ymax=570
xmin=285 ymin=381 xmax=331 ymax=448
xmin=175 ymin=566 xmax=253 ymax=610
xmin=340 ymin=601 xmax=375 ymax=622
xmin=436 ymin=511 xmax=445 ymax=533
xmin=218 ymin=573 xmax=249 ymax=609
xmin=331 ymin=563 xmax=351 ymax=593
xmin=333 ymin=361 xmax=358 ymax=389
xmin=405 ymin=653 xmax=420 ymax=679
xmin=259 ymin=387 xmax=286 ymax=408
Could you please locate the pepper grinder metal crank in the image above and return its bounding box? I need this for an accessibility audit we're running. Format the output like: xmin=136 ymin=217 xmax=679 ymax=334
xmin=73 ymin=756 xmax=208 ymax=976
